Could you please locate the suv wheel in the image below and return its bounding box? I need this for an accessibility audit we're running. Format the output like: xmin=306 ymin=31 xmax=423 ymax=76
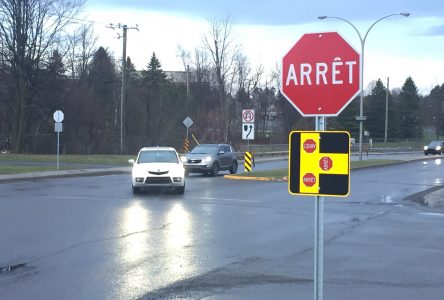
xmin=229 ymin=161 xmax=238 ymax=174
xmin=132 ymin=186 xmax=140 ymax=194
xmin=176 ymin=185 xmax=185 ymax=195
xmin=210 ymin=163 xmax=219 ymax=177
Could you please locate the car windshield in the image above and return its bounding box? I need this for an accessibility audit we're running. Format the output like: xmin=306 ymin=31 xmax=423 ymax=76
xmin=190 ymin=145 xmax=219 ymax=154
xmin=137 ymin=150 xmax=178 ymax=163
xmin=428 ymin=141 xmax=442 ymax=147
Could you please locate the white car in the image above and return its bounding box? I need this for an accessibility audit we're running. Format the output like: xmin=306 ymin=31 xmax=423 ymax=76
xmin=128 ymin=147 xmax=185 ymax=194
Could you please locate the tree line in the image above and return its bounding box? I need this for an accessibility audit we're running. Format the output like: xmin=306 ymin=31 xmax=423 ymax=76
xmin=0 ymin=0 xmax=442 ymax=154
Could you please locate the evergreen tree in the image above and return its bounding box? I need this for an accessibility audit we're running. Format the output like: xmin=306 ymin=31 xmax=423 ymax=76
xmin=366 ymin=79 xmax=387 ymax=140
xmin=141 ymin=52 xmax=168 ymax=84
xmin=87 ymin=47 xmax=117 ymax=152
xmin=40 ymin=50 xmax=66 ymax=112
xmin=331 ymin=97 xmax=359 ymax=138
xmin=140 ymin=52 xmax=170 ymax=145
xmin=398 ymin=77 xmax=422 ymax=139
xmin=425 ymin=84 xmax=444 ymax=139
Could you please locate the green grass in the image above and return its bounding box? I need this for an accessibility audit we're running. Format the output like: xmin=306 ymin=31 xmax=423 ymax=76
xmin=0 ymin=153 xmax=133 ymax=175
xmin=237 ymin=169 xmax=288 ymax=178
xmin=0 ymin=154 xmax=132 ymax=164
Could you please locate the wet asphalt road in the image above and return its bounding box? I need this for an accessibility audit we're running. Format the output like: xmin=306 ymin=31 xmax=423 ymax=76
xmin=0 ymin=157 xmax=444 ymax=299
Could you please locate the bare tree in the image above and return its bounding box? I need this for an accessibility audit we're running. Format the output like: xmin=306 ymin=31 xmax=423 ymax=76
xmin=65 ymin=24 xmax=97 ymax=80
xmin=0 ymin=0 xmax=84 ymax=152
xmin=232 ymin=53 xmax=263 ymax=97
xmin=202 ymin=15 xmax=240 ymax=142
xmin=177 ymin=45 xmax=212 ymax=85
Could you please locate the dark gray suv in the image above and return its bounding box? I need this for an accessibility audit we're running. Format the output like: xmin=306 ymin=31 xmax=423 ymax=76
xmin=183 ymin=144 xmax=238 ymax=176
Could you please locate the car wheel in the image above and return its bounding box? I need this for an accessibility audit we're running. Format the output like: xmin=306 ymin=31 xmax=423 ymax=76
xmin=176 ymin=185 xmax=185 ymax=195
xmin=229 ymin=161 xmax=238 ymax=174
xmin=210 ymin=163 xmax=219 ymax=177
xmin=132 ymin=186 xmax=140 ymax=194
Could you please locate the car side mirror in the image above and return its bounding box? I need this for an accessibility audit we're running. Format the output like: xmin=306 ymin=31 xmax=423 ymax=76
xmin=128 ymin=159 xmax=135 ymax=165
xmin=180 ymin=156 xmax=187 ymax=163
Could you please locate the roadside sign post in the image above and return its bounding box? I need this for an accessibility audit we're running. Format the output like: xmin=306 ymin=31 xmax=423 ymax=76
xmin=183 ymin=116 xmax=193 ymax=139
xmin=281 ymin=32 xmax=357 ymax=300
xmin=242 ymin=109 xmax=255 ymax=152
xmin=315 ymin=117 xmax=325 ymax=300
xmin=53 ymin=110 xmax=64 ymax=170
xmin=289 ymin=129 xmax=350 ymax=300
xmin=183 ymin=117 xmax=193 ymax=153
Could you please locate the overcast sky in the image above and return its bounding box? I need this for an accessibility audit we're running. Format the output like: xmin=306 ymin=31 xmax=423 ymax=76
xmin=83 ymin=0 xmax=444 ymax=94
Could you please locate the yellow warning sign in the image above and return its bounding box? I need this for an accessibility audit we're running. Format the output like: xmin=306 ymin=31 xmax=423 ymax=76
xmin=289 ymin=131 xmax=350 ymax=197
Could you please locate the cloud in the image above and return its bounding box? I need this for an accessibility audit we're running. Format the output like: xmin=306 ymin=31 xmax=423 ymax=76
xmin=89 ymin=0 xmax=444 ymax=25
xmin=425 ymin=24 xmax=444 ymax=35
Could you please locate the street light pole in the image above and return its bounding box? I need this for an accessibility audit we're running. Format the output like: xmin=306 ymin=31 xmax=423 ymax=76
xmin=318 ymin=13 xmax=409 ymax=161
xmin=385 ymin=77 xmax=390 ymax=143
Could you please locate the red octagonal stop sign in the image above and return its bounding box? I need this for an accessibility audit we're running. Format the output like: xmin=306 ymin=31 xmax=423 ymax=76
xmin=319 ymin=156 xmax=333 ymax=171
xmin=281 ymin=32 xmax=360 ymax=116
xmin=303 ymin=139 xmax=316 ymax=153
xmin=303 ymin=173 xmax=317 ymax=187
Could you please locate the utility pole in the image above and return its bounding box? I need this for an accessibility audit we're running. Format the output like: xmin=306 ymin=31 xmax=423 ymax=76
xmin=186 ymin=65 xmax=190 ymax=101
xmin=384 ymin=77 xmax=390 ymax=143
xmin=107 ymin=23 xmax=139 ymax=154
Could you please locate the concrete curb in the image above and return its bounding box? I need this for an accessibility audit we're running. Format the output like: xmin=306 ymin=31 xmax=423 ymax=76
xmin=224 ymin=174 xmax=287 ymax=182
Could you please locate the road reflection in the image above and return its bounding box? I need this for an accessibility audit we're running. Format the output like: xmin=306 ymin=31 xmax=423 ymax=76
xmin=122 ymin=201 xmax=149 ymax=262
xmin=164 ymin=203 xmax=194 ymax=276
xmin=117 ymin=200 xmax=195 ymax=299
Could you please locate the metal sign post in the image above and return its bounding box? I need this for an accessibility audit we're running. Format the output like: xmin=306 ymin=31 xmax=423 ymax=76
xmin=56 ymin=126 xmax=60 ymax=170
xmin=314 ymin=116 xmax=325 ymax=300
xmin=182 ymin=117 xmax=193 ymax=153
xmin=282 ymin=32 xmax=355 ymax=300
xmin=53 ymin=110 xmax=64 ymax=170
xmin=242 ymin=109 xmax=255 ymax=153
xmin=288 ymin=131 xmax=350 ymax=300
xmin=183 ymin=117 xmax=193 ymax=139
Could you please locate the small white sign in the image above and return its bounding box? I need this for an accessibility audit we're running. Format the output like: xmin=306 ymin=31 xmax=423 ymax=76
xmin=183 ymin=116 xmax=193 ymax=128
xmin=55 ymin=122 xmax=63 ymax=133
xmin=242 ymin=123 xmax=255 ymax=140
xmin=242 ymin=109 xmax=255 ymax=123
xmin=53 ymin=110 xmax=64 ymax=123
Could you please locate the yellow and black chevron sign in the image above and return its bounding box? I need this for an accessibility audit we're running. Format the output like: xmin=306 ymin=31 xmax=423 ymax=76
xmin=183 ymin=138 xmax=189 ymax=153
xmin=244 ymin=151 xmax=253 ymax=172
xmin=288 ymin=131 xmax=350 ymax=197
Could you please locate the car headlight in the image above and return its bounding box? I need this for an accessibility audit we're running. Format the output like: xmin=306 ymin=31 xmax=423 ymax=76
xmin=424 ymin=146 xmax=428 ymax=150
xmin=203 ymin=156 xmax=212 ymax=163
xmin=436 ymin=146 xmax=442 ymax=151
